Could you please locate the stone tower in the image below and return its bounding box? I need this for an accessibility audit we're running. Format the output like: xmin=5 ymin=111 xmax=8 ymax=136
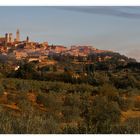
xmin=16 ymin=29 xmax=20 ymax=42
xmin=9 ymin=33 xmax=13 ymax=43
xmin=26 ymin=36 xmax=29 ymax=43
xmin=5 ymin=33 xmax=8 ymax=46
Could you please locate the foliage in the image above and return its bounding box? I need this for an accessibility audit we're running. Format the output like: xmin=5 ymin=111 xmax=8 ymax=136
xmin=90 ymin=96 xmax=121 ymax=133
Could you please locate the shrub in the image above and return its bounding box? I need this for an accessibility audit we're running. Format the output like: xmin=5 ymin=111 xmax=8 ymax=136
xmin=118 ymin=98 xmax=134 ymax=111
xmin=90 ymin=96 xmax=121 ymax=133
xmin=15 ymin=80 xmax=31 ymax=93
xmin=62 ymin=106 xmax=80 ymax=122
xmin=63 ymin=94 xmax=80 ymax=107
xmin=2 ymin=79 xmax=16 ymax=90
xmin=36 ymin=93 xmax=46 ymax=105
xmin=99 ymin=83 xmax=119 ymax=102
xmin=94 ymin=72 xmax=110 ymax=85
xmin=62 ymin=94 xmax=81 ymax=122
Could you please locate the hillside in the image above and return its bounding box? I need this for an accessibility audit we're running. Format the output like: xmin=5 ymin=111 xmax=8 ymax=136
xmin=0 ymin=63 xmax=139 ymax=134
xmin=0 ymin=45 xmax=139 ymax=134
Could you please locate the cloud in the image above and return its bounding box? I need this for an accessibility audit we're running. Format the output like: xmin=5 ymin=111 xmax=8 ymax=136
xmin=57 ymin=6 xmax=140 ymax=19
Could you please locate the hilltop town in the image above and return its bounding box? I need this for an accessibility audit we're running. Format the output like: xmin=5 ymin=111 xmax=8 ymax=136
xmin=0 ymin=29 xmax=135 ymax=74
xmin=0 ymin=29 xmax=114 ymax=62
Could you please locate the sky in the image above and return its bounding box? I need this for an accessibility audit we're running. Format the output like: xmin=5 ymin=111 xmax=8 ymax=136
xmin=0 ymin=6 xmax=140 ymax=61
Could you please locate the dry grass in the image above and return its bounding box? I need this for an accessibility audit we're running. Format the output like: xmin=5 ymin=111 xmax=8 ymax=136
xmin=121 ymin=110 xmax=140 ymax=122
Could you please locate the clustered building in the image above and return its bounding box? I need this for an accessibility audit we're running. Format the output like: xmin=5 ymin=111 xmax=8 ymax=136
xmin=0 ymin=29 xmax=112 ymax=64
xmin=0 ymin=29 xmax=68 ymax=62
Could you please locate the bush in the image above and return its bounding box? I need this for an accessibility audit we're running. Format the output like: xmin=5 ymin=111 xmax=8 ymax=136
xmin=62 ymin=94 xmax=81 ymax=122
xmin=2 ymin=79 xmax=16 ymax=90
xmin=63 ymin=94 xmax=80 ymax=107
xmin=36 ymin=94 xmax=46 ymax=105
xmin=99 ymin=84 xmax=119 ymax=102
xmin=118 ymin=98 xmax=134 ymax=111
xmin=94 ymin=72 xmax=110 ymax=85
xmin=15 ymin=80 xmax=31 ymax=93
xmin=90 ymin=96 xmax=121 ymax=133
xmin=62 ymin=106 xmax=80 ymax=123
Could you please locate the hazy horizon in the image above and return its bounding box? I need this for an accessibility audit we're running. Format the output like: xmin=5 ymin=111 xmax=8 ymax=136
xmin=0 ymin=6 xmax=140 ymax=61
